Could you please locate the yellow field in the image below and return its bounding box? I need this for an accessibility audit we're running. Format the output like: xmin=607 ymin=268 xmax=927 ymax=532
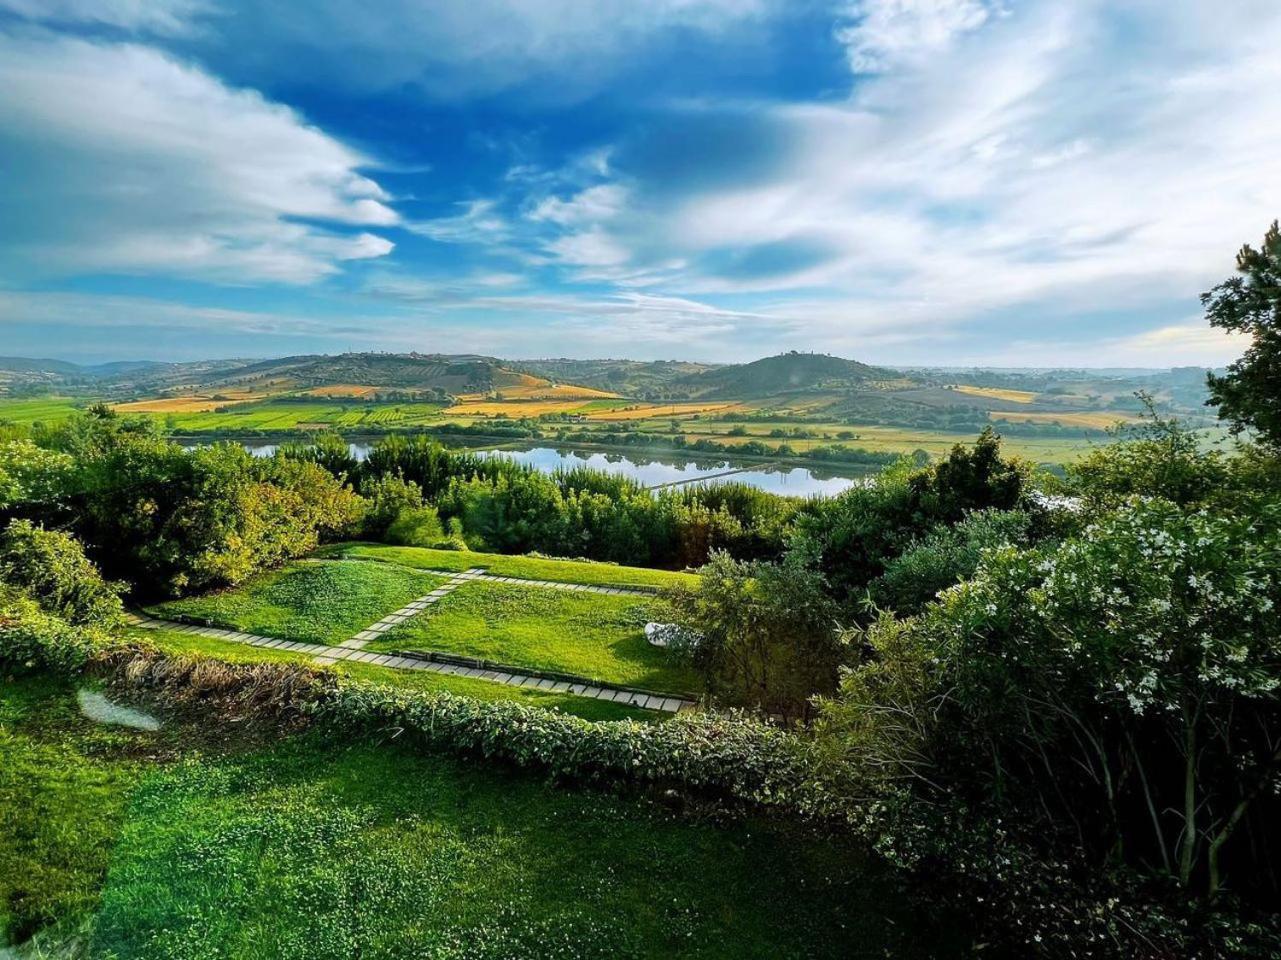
xmin=445 ymin=399 xmax=593 ymax=417
xmin=586 ymin=402 xmax=742 ymax=421
xmin=988 ymin=410 xmax=1134 ymax=429
xmin=456 ymin=384 xmax=619 ymax=402
xmin=953 ymin=385 xmax=1038 ymax=404
xmin=300 ymin=384 xmax=380 ymax=398
xmin=113 ymin=395 xmax=265 ymax=413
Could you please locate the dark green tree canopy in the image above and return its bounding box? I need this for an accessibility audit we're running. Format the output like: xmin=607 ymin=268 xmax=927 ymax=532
xmin=1204 ymin=220 xmax=1281 ymax=444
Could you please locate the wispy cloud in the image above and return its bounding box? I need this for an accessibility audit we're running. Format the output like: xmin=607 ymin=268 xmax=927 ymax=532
xmin=0 ymin=31 xmax=398 ymax=284
xmin=835 ymin=0 xmax=999 ymax=73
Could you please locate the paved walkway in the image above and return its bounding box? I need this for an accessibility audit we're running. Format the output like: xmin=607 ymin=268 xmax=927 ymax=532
xmin=125 ymin=602 xmax=695 ymax=714
xmin=410 ymin=567 xmax=656 ymax=597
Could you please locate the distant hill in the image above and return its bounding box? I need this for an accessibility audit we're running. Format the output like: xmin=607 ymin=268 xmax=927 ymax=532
xmin=668 ymin=352 xmax=907 ymax=399
xmin=515 ymin=358 xmax=717 ymax=398
xmin=0 ymin=356 xmax=84 ymax=375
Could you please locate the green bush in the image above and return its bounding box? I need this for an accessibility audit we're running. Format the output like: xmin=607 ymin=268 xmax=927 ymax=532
xmin=0 ymin=587 xmax=110 ymax=674
xmin=0 ymin=520 xmax=124 ymax=627
xmin=384 ymin=504 xmax=446 ymax=547
xmin=871 ymin=508 xmax=1032 ymax=613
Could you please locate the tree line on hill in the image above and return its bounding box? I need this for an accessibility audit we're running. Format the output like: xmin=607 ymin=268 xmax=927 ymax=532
xmin=3 ymin=224 xmax=1281 ymax=957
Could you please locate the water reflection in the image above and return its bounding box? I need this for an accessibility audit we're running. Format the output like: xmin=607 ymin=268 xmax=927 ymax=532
xmin=219 ymin=441 xmax=871 ymax=497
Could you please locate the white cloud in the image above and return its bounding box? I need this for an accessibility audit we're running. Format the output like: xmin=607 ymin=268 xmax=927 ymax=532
xmin=836 ymin=0 xmax=998 ymax=73
xmin=0 ymin=31 xmax=397 ymax=284
xmin=980 ymin=321 xmax=1249 ymax=368
xmin=512 ymin=0 xmax=1281 ymax=364
xmin=0 ymin=0 xmax=213 ymax=35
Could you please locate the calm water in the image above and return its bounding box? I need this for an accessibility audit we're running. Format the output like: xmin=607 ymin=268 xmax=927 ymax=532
xmin=220 ymin=441 xmax=869 ymax=497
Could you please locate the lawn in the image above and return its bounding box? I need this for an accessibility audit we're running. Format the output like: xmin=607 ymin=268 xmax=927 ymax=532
xmin=325 ymin=543 xmax=700 ymax=590
xmin=137 ymin=627 xmax=654 ymax=721
xmin=150 ymin=560 xmax=446 ymax=645
xmin=3 ymin=675 xmax=958 ymax=958
xmin=0 ymin=675 xmax=147 ymax=946
xmin=369 ymin=580 xmax=700 ymax=695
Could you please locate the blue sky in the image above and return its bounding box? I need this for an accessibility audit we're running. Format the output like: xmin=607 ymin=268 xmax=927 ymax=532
xmin=0 ymin=0 xmax=1275 ymax=366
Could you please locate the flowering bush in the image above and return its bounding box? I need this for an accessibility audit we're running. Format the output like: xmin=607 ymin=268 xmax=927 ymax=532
xmin=820 ymin=494 xmax=1281 ymax=954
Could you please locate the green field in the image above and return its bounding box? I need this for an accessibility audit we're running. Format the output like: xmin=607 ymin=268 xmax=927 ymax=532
xmin=156 ymin=399 xmax=446 ymax=432
xmin=138 ymin=628 xmax=651 ymax=721
xmin=2 ymin=675 xmax=953 ymax=958
xmin=150 ymin=560 xmax=446 ymax=645
xmin=370 ymin=580 xmax=698 ymax=695
xmin=326 ymin=543 xmax=700 ymax=590
xmin=0 ymin=397 xmax=85 ymax=425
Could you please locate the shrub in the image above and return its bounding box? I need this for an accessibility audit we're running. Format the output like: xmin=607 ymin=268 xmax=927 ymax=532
xmin=385 ymin=504 xmax=446 ymax=547
xmin=818 ymin=495 xmax=1281 ymax=953
xmin=0 ymin=586 xmax=110 ymax=674
xmin=359 ymin=473 xmax=424 ymax=539
xmin=871 ymin=508 xmax=1033 ymax=613
xmin=668 ymin=551 xmax=844 ymax=718
xmin=0 ymin=519 xmax=124 ymax=627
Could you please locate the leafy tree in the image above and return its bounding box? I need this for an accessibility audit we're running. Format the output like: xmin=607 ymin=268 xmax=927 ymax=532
xmin=0 ymin=519 xmax=124 ymax=627
xmin=789 ymin=430 xmax=1027 ymax=605
xmin=1205 ymin=221 xmax=1281 ymax=444
xmin=668 ymin=551 xmax=844 ymax=717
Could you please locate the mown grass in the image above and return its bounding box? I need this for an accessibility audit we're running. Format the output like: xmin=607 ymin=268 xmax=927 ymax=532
xmin=89 ymin=733 xmax=945 ymax=960
xmin=137 ymin=628 xmax=653 ymax=721
xmin=0 ymin=675 xmax=149 ymax=946
xmin=4 ymin=675 xmax=955 ymax=958
xmin=325 ymin=543 xmax=700 ymax=590
xmin=150 ymin=560 xmax=445 ymax=645
xmin=371 ymin=580 xmax=699 ymax=695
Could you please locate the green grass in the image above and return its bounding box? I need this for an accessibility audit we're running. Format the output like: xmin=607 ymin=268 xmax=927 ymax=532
xmin=3 ymin=675 xmax=956 ymax=958
xmin=149 ymin=560 xmax=446 ymax=645
xmin=136 ymin=628 xmax=653 ymax=721
xmin=371 ymin=580 xmax=699 ymax=695
xmin=89 ymin=733 xmax=945 ymax=959
xmin=0 ymin=396 xmax=85 ymax=425
xmin=325 ymin=543 xmax=700 ymax=591
xmin=0 ymin=675 xmax=149 ymax=946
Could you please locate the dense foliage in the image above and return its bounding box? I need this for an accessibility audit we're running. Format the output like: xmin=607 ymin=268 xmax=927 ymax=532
xmin=1205 ymin=220 xmax=1281 ymax=445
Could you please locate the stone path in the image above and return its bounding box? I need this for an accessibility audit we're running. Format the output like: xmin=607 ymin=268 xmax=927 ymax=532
xmin=125 ymin=602 xmax=695 ymax=715
xmin=334 ymin=569 xmax=480 ymax=654
xmin=410 ymin=568 xmax=655 ymax=597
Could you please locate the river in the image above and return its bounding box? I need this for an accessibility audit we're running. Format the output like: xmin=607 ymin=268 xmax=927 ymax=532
xmin=218 ymin=441 xmax=871 ymax=497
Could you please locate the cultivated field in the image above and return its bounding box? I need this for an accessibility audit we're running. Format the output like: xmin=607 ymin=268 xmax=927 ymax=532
xmin=951 ymin=385 xmax=1038 ymax=403
xmin=0 ymin=397 xmax=84 ymax=424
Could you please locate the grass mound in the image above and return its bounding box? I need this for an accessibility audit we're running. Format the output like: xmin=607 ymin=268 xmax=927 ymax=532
xmin=327 ymin=543 xmax=699 ymax=590
xmin=150 ymin=560 xmax=445 ymax=645
xmin=371 ymin=580 xmax=699 ymax=695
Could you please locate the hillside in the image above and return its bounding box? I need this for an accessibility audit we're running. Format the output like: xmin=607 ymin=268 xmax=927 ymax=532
xmin=668 ymin=352 xmax=909 ymax=399
xmin=515 ymin=357 xmax=718 ymax=398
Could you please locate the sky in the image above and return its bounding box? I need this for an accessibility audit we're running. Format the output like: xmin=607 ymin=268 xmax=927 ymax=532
xmin=0 ymin=0 xmax=1276 ymax=367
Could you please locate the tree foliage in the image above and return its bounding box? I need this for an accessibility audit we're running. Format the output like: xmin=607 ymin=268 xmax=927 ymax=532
xmin=1205 ymin=221 xmax=1281 ymax=444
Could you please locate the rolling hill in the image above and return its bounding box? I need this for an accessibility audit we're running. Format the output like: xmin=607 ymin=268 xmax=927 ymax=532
xmin=666 ymin=352 xmax=909 ymax=399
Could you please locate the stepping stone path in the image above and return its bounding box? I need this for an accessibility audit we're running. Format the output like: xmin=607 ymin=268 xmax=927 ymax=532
xmin=124 ymin=567 xmax=696 ymax=714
